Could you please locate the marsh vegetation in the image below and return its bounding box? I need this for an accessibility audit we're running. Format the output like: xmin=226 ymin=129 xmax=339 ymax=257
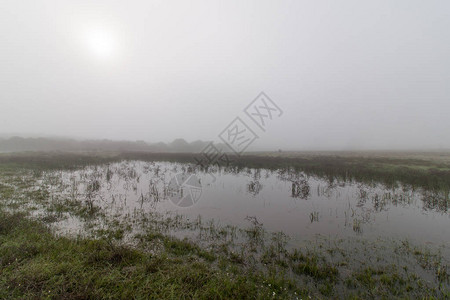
xmin=0 ymin=152 xmax=449 ymax=298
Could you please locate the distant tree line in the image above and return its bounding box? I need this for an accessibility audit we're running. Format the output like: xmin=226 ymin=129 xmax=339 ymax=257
xmin=0 ymin=137 xmax=229 ymax=153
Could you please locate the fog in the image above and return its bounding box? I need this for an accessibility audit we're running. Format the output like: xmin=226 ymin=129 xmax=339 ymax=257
xmin=1 ymin=0 xmax=449 ymax=151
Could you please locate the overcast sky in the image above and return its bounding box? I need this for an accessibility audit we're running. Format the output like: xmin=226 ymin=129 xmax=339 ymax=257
xmin=1 ymin=0 xmax=449 ymax=150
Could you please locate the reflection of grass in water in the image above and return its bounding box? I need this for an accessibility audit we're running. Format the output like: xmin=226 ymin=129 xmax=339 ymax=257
xmin=1 ymin=154 xmax=449 ymax=298
xmin=123 ymin=151 xmax=450 ymax=192
xmin=310 ymin=211 xmax=319 ymax=223
xmin=353 ymin=218 xmax=362 ymax=234
xmin=0 ymin=210 xmax=307 ymax=299
xmin=2 ymin=151 xmax=450 ymax=192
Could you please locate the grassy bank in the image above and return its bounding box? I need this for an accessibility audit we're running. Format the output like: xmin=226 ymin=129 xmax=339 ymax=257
xmin=0 ymin=207 xmax=447 ymax=299
xmin=1 ymin=150 xmax=450 ymax=191
xmin=0 ymin=209 xmax=303 ymax=299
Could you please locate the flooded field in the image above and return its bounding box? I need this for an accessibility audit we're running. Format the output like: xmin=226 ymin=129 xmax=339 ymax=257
xmin=1 ymin=156 xmax=449 ymax=298
xmin=36 ymin=160 xmax=449 ymax=249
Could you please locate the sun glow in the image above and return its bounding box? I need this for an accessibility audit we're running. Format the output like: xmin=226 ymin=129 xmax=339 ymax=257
xmin=85 ymin=29 xmax=117 ymax=61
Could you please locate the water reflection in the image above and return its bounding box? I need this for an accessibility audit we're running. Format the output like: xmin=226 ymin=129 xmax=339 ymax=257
xmin=276 ymin=169 xmax=310 ymax=199
xmin=247 ymin=169 xmax=263 ymax=196
xmin=44 ymin=161 xmax=449 ymax=246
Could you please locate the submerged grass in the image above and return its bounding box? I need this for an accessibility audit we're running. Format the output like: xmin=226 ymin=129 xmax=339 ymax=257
xmin=0 ymin=210 xmax=303 ymax=299
xmin=2 ymin=150 xmax=450 ymax=192
xmin=118 ymin=151 xmax=450 ymax=191
xmin=0 ymin=151 xmax=449 ymax=298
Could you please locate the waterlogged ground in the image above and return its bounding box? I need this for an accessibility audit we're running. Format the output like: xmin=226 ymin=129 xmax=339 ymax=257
xmin=1 ymin=159 xmax=449 ymax=297
xmin=37 ymin=161 xmax=449 ymax=245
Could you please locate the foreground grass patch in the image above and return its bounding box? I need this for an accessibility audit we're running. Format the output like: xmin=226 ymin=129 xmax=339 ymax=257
xmin=0 ymin=210 xmax=302 ymax=299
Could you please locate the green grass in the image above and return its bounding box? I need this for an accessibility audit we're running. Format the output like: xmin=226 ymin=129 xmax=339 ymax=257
xmin=2 ymin=150 xmax=449 ymax=191
xmin=0 ymin=210 xmax=303 ymax=299
xmin=0 ymin=151 xmax=449 ymax=299
xmin=291 ymin=253 xmax=338 ymax=282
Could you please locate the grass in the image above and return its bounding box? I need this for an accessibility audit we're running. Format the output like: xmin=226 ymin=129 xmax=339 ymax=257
xmin=0 ymin=151 xmax=449 ymax=298
xmin=2 ymin=151 xmax=450 ymax=192
xmin=2 ymin=212 xmax=445 ymax=299
xmin=291 ymin=253 xmax=339 ymax=282
xmin=0 ymin=210 xmax=304 ymax=299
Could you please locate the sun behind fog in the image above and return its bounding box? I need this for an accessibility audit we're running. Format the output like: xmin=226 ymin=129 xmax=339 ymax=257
xmin=85 ymin=29 xmax=117 ymax=61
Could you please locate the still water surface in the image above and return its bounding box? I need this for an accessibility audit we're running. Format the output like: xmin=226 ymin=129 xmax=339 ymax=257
xmin=46 ymin=161 xmax=449 ymax=247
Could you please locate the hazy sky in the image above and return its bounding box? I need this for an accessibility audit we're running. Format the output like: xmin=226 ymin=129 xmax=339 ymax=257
xmin=1 ymin=0 xmax=449 ymax=150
